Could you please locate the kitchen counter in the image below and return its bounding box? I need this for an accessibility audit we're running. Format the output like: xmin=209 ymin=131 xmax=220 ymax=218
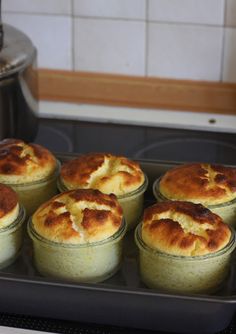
xmin=39 ymin=101 xmax=236 ymax=134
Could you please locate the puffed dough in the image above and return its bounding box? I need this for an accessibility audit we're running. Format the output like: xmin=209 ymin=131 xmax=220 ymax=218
xmin=32 ymin=188 xmax=123 ymax=244
xmin=142 ymin=201 xmax=231 ymax=256
xmin=60 ymin=153 xmax=145 ymax=196
xmin=0 ymin=139 xmax=57 ymax=183
xmin=0 ymin=183 xmax=19 ymax=228
xmin=159 ymin=163 xmax=236 ymax=205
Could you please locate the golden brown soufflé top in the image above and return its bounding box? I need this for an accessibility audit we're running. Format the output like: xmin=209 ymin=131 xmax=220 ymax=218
xmin=142 ymin=201 xmax=231 ymax=256
xmin=0 ymin=139 xmax=57 ymax=183
xmin=60 ymin=153 xmax=145 ymax=196
xmin=0 ymin=183 xmax=19 ymax=227
xmin=159 ymin=163 xmax=236 ymax=205
xmin=32 ymin=188 xmax=123 ymax=244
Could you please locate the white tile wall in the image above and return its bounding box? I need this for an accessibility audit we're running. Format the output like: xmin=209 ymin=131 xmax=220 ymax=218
xmin=148 ymin=0 xmax=225 ymax=25
xmin=73 ymin=0 xmax=146 ymax=20
xmin=74 ymin=18 xmax=145 ymax=75
xmin=225 ymin=0 xmax=236 ymax=27
xmin=3 ymin=0 xmax=236 ymax=83
xmin=148 ymin=23 xmax=223 ymax=81
xmin=3 ymin=13 xmax=72 ymax=70
xmin=2 ymin=0 xmax=71 ymax=15
xmin=222 ymin=28 xmax=236 ymax=82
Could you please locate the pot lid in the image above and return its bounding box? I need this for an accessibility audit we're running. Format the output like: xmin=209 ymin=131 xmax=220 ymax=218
xmin=0 ymin=23 xmax=36 ymax=78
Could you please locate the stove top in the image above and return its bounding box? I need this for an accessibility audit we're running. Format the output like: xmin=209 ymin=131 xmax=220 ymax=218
xmin=27 ymin=117 xmax=236 ymax=333
xmin=35 ymin=118 xmax=236 ymax=165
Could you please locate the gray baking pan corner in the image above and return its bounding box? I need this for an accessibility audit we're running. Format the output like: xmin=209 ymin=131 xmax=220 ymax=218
xmin=0 ymin=155 xmax=235 ymax=334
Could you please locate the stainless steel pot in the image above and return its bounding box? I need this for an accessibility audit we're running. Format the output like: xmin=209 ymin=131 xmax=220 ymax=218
xmin=0 ymin=13 xmax=38 ymax=141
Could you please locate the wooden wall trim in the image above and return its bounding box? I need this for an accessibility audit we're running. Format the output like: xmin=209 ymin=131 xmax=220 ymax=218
xmin=38 ymin=69 xmax=236 ymax=115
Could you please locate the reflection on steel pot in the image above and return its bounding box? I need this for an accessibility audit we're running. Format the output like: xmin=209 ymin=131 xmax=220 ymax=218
xmin=0 ymin=6 xmax=38 ymax=141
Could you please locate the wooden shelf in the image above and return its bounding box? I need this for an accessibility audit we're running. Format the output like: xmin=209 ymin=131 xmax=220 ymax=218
xmin=38 ymin=69 xmax=236 ymax=115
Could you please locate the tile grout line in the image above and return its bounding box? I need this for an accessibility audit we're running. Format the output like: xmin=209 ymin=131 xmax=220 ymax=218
xmin=145 ymin=0 xmax=149 ymax=76
xmin=143 ymin=0 xmax=149 ymax=155
xmin=71 ymin=0 xmax=75 ymax=71
xmin=3 ymin=11 xmax=71 ymax=17
xmin=4 ymin=11 xmax=236 ymax=28
xmin=65 ymin=16 xmax=227 ymax=28
xmin=220 ymin=0 xmax=227 ymax=82
xmin=143 ymin=0 xmax=149 ymax=157
xmin=70 ymin=0 xmax=77 ymax=150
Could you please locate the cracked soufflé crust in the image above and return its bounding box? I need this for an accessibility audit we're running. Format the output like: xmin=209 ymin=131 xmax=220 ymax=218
xmin=60 ymin=152 xmax=145 ymax=196
xmin=0 ymin=139 xmax=57 ymax=184
xmin=0 ymin=183 xmax=19 ymax=227
xmin=159 ymin=163 xmax=236 ymax=205
xmin=142 ymin=201 xmax=231 ymax=256
xmin=32 ymin=188 xmax=123 ymax=244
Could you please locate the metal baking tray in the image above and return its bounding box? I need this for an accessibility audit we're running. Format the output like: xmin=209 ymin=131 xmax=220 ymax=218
xmin=0 ymin=153 xmax=236 ymax=334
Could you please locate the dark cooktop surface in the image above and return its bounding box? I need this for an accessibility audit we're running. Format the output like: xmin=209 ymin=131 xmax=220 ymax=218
xmin=35 ymin=118 xmax=236 ymax=165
